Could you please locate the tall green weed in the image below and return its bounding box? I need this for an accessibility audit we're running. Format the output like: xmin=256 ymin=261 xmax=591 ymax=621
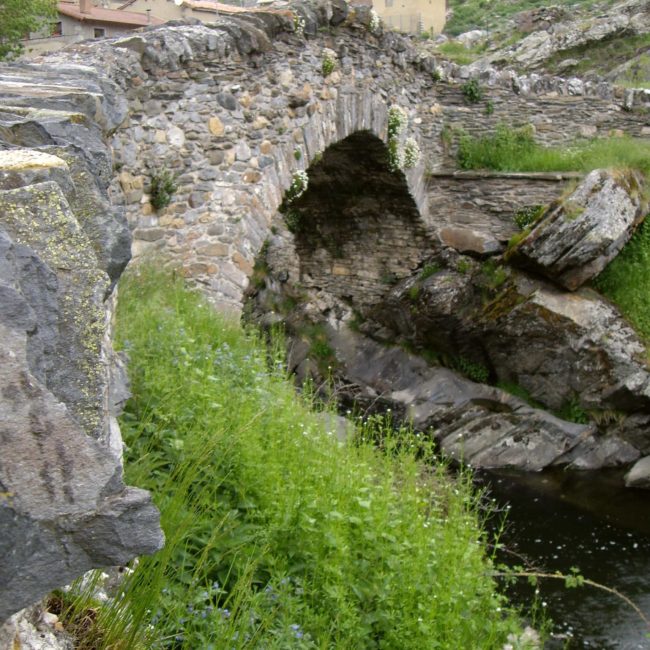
xmin=594 ymin=219 xmax=650 ymax=342
xmin=83 ymin=266 xmax=521 ymax=649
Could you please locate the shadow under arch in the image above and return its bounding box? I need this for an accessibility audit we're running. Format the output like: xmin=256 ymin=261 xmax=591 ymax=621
xmin=282 ymin=130 xmax=434 ymax=311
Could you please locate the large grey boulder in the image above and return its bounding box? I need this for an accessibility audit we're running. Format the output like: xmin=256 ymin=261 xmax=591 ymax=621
xmin=0 ymin=181 xmax=113 ymax=439
xmin=0 ymin=223 xmax=163 ymax=621
xmin=624 ymin=456 xmax=650 ymax=488
xmin=0 ymin=70 xmax=161 ymax=623
xmin=510 ymin=169 xmax=646 ymax=291
xmin=0 ymin=149 xmax=130 ymax=287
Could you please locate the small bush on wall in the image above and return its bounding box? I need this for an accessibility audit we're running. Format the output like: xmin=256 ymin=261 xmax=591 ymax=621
xmin=150 ymin=169 xmax=177 ymax=211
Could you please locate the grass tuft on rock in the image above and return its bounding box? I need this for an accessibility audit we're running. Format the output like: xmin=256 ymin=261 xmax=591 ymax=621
xmin=81 ymin=265 xmax=523 ymax=649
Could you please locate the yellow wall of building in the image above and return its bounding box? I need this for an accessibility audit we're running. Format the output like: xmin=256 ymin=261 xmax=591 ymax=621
xmin=373 ymin=0 xmax=446 ymax=35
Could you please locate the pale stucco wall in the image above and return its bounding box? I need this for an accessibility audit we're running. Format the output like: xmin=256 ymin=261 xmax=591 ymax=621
xmin=374 ymin=0 xmax=446 ymax=34
xmin=107 ymin=0 xmax=184 ymax=21
xmin=106 ymin=0 xmax=232 ymax=22
xmin=23 ymin=15 xmax=148 ymax=56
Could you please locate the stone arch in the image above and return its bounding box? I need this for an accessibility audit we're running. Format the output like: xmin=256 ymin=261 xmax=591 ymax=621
xmin=274 ymin=129 xmax=434 ymax=311
xmin=124 ymin=76 xmax=430 ymax=315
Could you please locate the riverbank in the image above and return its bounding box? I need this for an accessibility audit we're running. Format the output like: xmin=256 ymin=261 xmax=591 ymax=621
xmin=480 ymin=469 xmax=650 ymax=648
xmin=62 ymin=266 xmax=525 ymax=649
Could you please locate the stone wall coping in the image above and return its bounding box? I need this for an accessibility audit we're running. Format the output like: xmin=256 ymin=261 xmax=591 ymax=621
xmin=428 ymin=170 xmax=585 ymax=181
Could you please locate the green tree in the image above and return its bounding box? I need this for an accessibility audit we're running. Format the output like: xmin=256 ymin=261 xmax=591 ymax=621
xmin=0 ymin=0 xmax=57 ymax=60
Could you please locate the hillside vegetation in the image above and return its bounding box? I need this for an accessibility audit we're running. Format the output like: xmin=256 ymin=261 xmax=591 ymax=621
xmin=60 ymin=266 xmax=524 ymax=649
xmin=445 ymin=0 xmax=616 ymax=37
xmin=442 ymin=0 xmax=649 ymax=82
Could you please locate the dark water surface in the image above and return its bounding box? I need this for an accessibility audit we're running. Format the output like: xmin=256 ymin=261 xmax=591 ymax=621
xmin=477 ymin=469 xmax=650 ymax=649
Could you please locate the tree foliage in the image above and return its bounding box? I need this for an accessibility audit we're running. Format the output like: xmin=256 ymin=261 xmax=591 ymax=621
xmin=0 ymin=0 xmax=57 ymax=60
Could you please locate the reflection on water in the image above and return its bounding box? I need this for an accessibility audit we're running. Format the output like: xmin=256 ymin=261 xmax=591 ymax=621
xmin=477 ymin=469 xmax=650 ymax=649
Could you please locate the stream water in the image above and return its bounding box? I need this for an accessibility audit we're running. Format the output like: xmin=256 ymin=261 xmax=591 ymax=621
xmin=477 ymin=469 xmax=650 ymax=649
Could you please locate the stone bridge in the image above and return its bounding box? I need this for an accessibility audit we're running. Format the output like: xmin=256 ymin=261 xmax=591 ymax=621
xmin=6 ymin=0 xmax=642 ymax=312
xmin=0 ymin=0 xmax=649 ymax=627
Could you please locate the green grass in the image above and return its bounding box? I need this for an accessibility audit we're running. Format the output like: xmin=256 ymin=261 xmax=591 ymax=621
xmin=434 ymin=41 xmax=486 ymax=65
xmin=69 ymin=266 xmax=523 ymax=649
xmin=594 ymin=218 xmax=650 ymax=342
xmin=457 ymin=125 xmax=650 ymax=175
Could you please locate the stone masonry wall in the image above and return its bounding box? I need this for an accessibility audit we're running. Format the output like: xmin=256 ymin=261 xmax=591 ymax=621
xmin=427 ymin=171 xmax=583 ymax=253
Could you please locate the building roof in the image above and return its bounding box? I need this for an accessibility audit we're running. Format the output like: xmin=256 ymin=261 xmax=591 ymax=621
xmin=57 ymin=1 xmax=165 ymax=26
xmin=118 ymin=0 xmax=281 ymax=15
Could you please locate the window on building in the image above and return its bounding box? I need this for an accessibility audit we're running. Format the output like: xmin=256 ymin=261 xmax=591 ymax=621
xmin=385 ymin=0 xmax=393 ymax=6
xmin=51 ymin=22 xmax=63 ymax=37
xmin=94 ymin=27 xmax=106 ymax=38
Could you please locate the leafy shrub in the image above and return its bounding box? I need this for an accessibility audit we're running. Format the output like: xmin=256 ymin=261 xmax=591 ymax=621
xmin=461 ymin=79 xmax=484 ymax=104
xmin=387 ymin=105 xmax=408 ymax=140
xmin=279 ymin=171 xmax=309 ymax=231
xmin=387 ymin=105 xmax=413 ymax=172
xmin=454 ymin=356 xmax=490 ymax=383
xmin=513 ymin=205 xmax=546 ymax=230
xmin=283 ymin=207 xmax=303 ymax=234
xmin=481 ymin=260 xmax=508 ymax=290
xmin=403 ymin=137 xmax=421 ymax=169
xmin=300 ymin=322 xmax=337 ymax=373
xmin=293 ymin=12 xmax=305 ymax=37
xmin=369 ymin=9 xmax=381 ymax=33
xmin=419 ymin=263 xmax=441 ymax=280
xmin=556 ymin=397 xmax=589 ymax=424
xmin=457 ymin=258 xmax=472 ymax=274
xmin=84 ymin=267 xmax=523 ymax=649
xmin=150 ymin=169 xmax=177 ymax=211
xmin=322 ymin=53 xmax=336 ymax=76
xmin=408 ymin=284 xmax=421 ymax=302
xmin=387 ymin=137 xmax=403 ymax=172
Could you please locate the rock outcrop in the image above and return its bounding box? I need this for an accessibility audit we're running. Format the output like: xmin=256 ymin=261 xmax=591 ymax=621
xmin=329 ymin=326 xmax=596 ymax=471
xmin=509 ymin=169 xmax=646 ymax=290
xmin=487 ymin=0 xmax=650 ymax=71
xmin=0 ymin=70 xmax=162 ymax=623
xmin=384 ymin=259 xmax=650 ymax=410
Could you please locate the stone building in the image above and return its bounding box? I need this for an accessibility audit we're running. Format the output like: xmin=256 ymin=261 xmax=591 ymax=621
xmin=372 ymin=0 xmax=447 ymax=35
xmin=108 ymin=0 xmax=260 ymax=19
xmin=22 ymin=0 xmax=164 ymax=56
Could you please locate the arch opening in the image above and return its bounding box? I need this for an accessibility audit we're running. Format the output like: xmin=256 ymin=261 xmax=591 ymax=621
xmin=276 ymin=130 xmax=434 ymax=312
